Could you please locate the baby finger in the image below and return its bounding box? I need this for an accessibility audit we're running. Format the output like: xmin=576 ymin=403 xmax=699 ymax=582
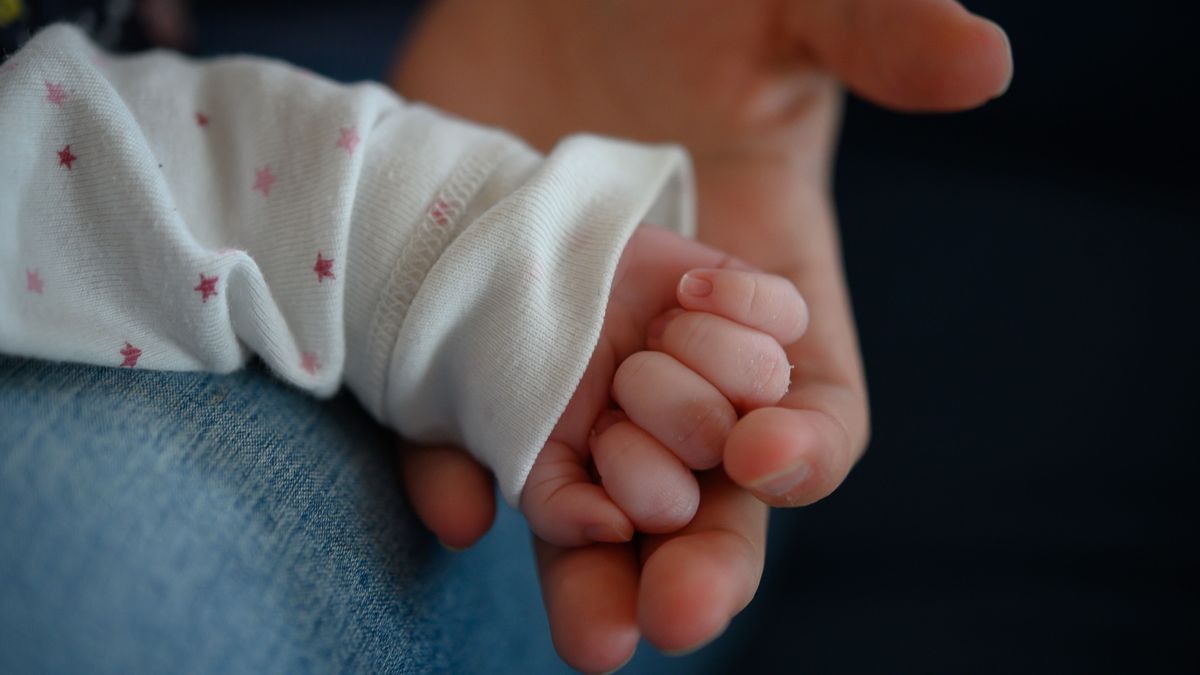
xmin=676 ymin=269 xmax=808 ymax=345
xmin=590 ymin=417 xmax=700 ymax=534
xmin=653 ymin=311 xmax=792 ymax=413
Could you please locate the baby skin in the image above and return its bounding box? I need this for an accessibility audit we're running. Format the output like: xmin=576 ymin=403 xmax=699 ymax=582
xmin=522 ymin=225 xmax=807 ymax=545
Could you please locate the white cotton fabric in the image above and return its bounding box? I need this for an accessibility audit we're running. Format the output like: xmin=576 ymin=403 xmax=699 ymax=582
xmin=0 ymin=25 xmax=695 ymax=504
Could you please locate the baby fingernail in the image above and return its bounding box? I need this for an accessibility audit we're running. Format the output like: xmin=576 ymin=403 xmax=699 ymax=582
xmin=749 ymin=461 xmax=811 ymax=497
xmin=679 ymin=272 xmax=713 ymax=298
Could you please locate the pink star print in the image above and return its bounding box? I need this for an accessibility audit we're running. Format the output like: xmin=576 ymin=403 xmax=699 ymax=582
xmin=313 ymin=253 xmax=335 ymax=282
xmin=58 ymin=145 xmax=76 ymax=170
xmin=253 ymin=165 xmax=277 ymax=196
xmin=45 ymin=81 xmax=67 ymax=106
xmin=300 ymin=351 xmax=320 ymax=375
xmin=196 ymin=112 xmax=209 ymax=127
xmin=194 ymin=273 xmax=218 ymax=302
xmin=26 ymin=268 xmax=44 ymax=294
xmin=335 ymin=126 xmax=360 ymax=155
xmin=120 ymin=342 xmax=142 ymax=368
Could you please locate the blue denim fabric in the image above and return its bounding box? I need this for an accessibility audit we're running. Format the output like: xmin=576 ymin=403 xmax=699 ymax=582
xmin=0 ymin=357 xmax=736 ymax=674
xmin=0 ymin=357 xmax=570 ymax=673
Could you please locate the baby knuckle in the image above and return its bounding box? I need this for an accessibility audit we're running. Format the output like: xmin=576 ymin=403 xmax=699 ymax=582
xmin=785 ymin=295 xmax=809 ymax=341
xmin=676 ymin=399 xmax=734 ymax=468
xmin=744 ymin=275 xmax=775 ymax=324
xmin=744 ymin=340 xmax=789 ymax=404
xmin=644 ymin=484 xmax=698 ymax=526
xmin=594 ymin=423 xmax=640 ymax=469
xmin=613 ymin=351 xmax=656 ymax=394
xmin=675 ymin=313 xmax=714 ymax=356
xmin=779 ymin=281 xmax=808 ymax=337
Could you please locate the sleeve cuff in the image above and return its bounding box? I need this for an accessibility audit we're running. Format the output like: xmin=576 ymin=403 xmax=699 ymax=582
xmin=381 ymin=134 xmax=695 ymax=505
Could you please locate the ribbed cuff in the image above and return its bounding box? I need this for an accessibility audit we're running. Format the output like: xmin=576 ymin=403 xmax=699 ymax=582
xmin=382 ymin=134 xmax=695 ymax=505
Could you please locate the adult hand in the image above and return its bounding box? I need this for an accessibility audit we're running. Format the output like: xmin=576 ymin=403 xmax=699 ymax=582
xmin=395 ymin=0 xmax=1012 ymax=670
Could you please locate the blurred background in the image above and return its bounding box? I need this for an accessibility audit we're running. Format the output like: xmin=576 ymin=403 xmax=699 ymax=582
xmin=4 ymin=0 xmax=1195 ymax=672
xmin=133 ymin=0 xmax=1200 ymax=671
xmin=736 ymin=0 xmax=1198 ymax=671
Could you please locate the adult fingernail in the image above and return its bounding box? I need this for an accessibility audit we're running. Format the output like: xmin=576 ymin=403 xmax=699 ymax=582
xmin=749 ymin=461 xmax=811 ymax=497
xmin=439 ymin=539 xmax=467 ymax=553
xmin=985 ymin=19 xmax=1013 ymax=97
xmin=679 ymin=272 xmax=713 ymax=298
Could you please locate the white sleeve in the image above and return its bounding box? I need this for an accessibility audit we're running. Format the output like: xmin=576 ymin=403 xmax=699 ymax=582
xmin=0 ymin=25 xmax=695 ymax=505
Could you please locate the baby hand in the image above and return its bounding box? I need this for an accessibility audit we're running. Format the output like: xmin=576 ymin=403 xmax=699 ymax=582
xmin=520 ymin=226 xmax=808 ymax=545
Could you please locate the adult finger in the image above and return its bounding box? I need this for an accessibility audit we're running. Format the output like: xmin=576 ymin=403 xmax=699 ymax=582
xmin=637 ymin=470 xmax=768 ymax=653
xmin=788 ymin=0 xmax=1013 ymax=111
xmin=399 ymin=442 xmax=497 ymax=550
xmin=692 ymin=174 xmax=871 ymax=509
xmin=534 ymin=539 xmax=641 ymax=673
xmin=723 ymin=395 xmax=859 ymax=507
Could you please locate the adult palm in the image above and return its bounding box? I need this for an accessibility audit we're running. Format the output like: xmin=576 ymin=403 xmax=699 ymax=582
xmin=393 ymin=0 xmax=1012 ymax=670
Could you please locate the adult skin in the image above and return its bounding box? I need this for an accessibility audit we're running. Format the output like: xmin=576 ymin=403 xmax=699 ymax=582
xmin=392 ymin=0 xmax=1012 ymax=670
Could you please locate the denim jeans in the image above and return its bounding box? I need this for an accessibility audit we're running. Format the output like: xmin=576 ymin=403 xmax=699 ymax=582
xmin=0 ymin=357 xmax=729 ymax=673
xmin=0 ymin=357 xmax=558 ymax=673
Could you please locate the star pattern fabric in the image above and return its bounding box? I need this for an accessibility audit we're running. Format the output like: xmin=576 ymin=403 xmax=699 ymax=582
xmin=314 ymin=253 xmax=335 ymax=282
xmin=45 ymin=81 xmax=67 ymax=105
xmin=57 ymin=145 xmax=76 ymax=170
xmin=0 ymin=25 xmax=694 ymax=506
xmin=336 ymin=126 xmax=360 ymax=155
xmin=119 ymin=342 xmax=141 ymax=367
xmin=25 ymin=269 xmax=43 ymax=294
xmin=253 ymin=166 xmax=276 ymax=196
xmin=300 ymin=351 xmax=320 ymax=374
xmin=194 ymin=273 xmax=218 ymax=302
